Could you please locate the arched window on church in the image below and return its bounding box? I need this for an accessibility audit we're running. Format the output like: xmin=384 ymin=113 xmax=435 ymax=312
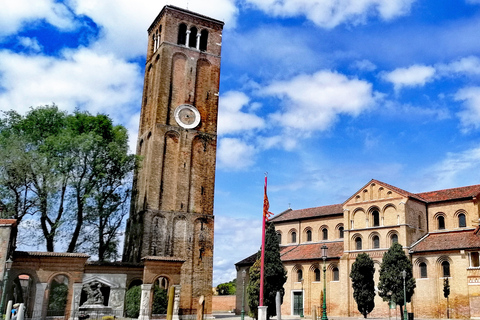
xmin=372 ymin=210 xmax=380 ymax=227
xmin=391 ymin=234 xmax=398 ymax=245
xmin=339 ymin=226 xmax=344 ymax=239
xmin=177 ymin=23 xmax=187 ymax=45
xmin=438 ymin=216 xmax=445 ymax=230
xmin=291 ymin=232 xmax=296 ymax=243
xmin=277 ymin=232 xmax=282 ymax=244
xmin=306 ymin=230 xmax=312 ymax=242
xmin=189 ymin=27 xmax=197 ymax=48
xmin=322 ymin=228 xmax=328 ymax=240
xmin=459 ymin=213 xmax=466 ymax=228
xmin=297 ymin=269 xmax=303 ymax=282
xmin=372 ymin=235 xmax=380 ymax=249
xmin=420 ymin=262 xmax=427 ymax=278
xmin=332 ymin=267 xmax=339 ymax=281
xmin=314 ymin=268 xmax=320 ymax=282
xmin=199 ymin=29 xmax=208 ymax=51
xmin=442 ymin=261 xmax=450 ymax=277
xmin=355 ymin=237 xmax=362 ymax=250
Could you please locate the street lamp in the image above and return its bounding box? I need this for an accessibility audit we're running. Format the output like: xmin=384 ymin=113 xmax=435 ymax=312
xmin=1 ymin=258 xmax=13 ymax=315
xmin=241 ymin=269 xmax=246 ymax=320
xmin=300 ymin=278 xmax=304 ymax=318
xmin=402 ymin=270 xmax=408 ymax=320
xmin=321 ymin=245 xmax=328 ymax=320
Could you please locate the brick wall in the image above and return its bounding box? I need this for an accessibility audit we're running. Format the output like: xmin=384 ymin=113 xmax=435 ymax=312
xmin=212 ymin=295 xmax=236 ymax=312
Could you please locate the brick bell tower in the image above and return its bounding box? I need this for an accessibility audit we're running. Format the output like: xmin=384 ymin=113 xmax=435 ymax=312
xmin=122 ymin=5 xmax=223 ymax=316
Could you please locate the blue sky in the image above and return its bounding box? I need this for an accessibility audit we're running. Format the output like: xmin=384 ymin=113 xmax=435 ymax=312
xmin=2 ymin=0 xmax=480 ymax=286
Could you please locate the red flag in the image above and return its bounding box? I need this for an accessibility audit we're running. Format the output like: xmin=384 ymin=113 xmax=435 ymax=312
xmin=263 ymin=181 xmax=273 ymax=220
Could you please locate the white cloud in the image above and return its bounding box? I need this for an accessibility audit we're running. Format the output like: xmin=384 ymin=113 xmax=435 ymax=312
xmin=454 ymin=86 xmax=480 ymax=131
xmin=351 ymin=59 xmax=377 ymax=72
xmin=382 ymin=64 xmax=436 ymax=91
xmin=67 ymin=0 xmax=237 ymax=59
xmin=0 ymin=0 xmax=76 ymax=37
xmin=217 ymin=137 xmax=256 ymax=170
xmin=437 ymin=56 xmax=480 ymax=76
xmin=213 ymin=215 xmax=261 ymax=285
xmin=218 ymin=91 xmax=265 ymax=135
xmin=18 ymin=37 xmax=43 ymax=52
xmin=244 ymin=0 xmax=416 ymax=28
xmin=421 ymin=146 xmax=480 ymax=190
xmin=264 ymin=70 xmax=376 ymax=131
xmin=0 ymin=49 xmax=143 ymax=152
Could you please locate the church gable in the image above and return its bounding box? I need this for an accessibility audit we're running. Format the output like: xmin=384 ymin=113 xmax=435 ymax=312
xmin=344 ymin=179 xmax=422 ymax=206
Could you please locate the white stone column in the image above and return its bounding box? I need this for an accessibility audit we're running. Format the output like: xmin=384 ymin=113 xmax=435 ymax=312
xmin=172 ymin=285 xmax=181 ymax=320
xmin=258 ymin=306 xmax=267 ymax=320
xmin=69 ymin=283 xmax=83 ymax=320
xmin=196 ymin=33 xmax=201 ymax=50
xmin=139 ymin=284 xmax=152 ymax=320
xmin=185 ymin=30 xmax=191 ymax=47
xmin=32 ymin=283 xmax=47 ymax=319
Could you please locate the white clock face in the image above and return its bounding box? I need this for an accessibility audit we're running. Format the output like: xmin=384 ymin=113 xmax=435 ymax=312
xmin=174 ymin=104 xmax=200 ymax=129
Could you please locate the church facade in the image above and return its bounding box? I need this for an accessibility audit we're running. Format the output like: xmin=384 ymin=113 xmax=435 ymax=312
xmin=236 ymin=180 xmax=480 ymax=319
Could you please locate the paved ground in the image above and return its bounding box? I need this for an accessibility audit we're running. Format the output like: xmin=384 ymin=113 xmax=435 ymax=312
xmin=212 ymin=312 xmax=435 ymax=320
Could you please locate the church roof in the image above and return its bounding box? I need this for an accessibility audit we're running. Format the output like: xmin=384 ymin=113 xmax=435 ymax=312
xmin=279 ymin=241 xmax=343 ymax=261
xmin=270 ymin=204 xmax=343 ymax=223
xmin=416 ymin=184 xmax=480 ymax=203
xmin=410 ymin=228 xmax=480 ymax=253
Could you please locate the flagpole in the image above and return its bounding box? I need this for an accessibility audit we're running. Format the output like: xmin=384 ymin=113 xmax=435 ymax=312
xmin=260 ymin=173 xmax=267 ymax=307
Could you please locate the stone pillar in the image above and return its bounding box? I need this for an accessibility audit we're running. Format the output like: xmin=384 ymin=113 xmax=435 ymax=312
xmin=172 ymin=285 xmax=181 ymax=320
xmin=139 ymin=284 xmax=152 ymax=320
xmin=69 ymin=283 xmax=83 ymax=320
xmin=276 ymin=291 xmax=282 ymax=320
xmin=258 ymin=306 xmax=267 ymax=320
xmin=196 ymin=33 xmax=201 ymax=50
xmin=185 ymin=30 xmax=191 ymax=48
xmin=32 ymin=283 xmax=47 ymax=319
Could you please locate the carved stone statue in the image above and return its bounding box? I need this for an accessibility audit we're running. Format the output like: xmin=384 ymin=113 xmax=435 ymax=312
xmin=82 ymin=281 xmax=104 ymax=305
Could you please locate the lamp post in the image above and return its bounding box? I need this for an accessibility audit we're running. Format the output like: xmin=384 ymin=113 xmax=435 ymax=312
xmin=300 ymin=278 xmax=304 ymax=318
xmin=402 ymin=270 xmax=408 ymax=320
xmin=0 ymin=258 xmax=13 ymax=315
xmin=241 ymin=269 xmax=246 ymax=320
xmin=321 ymin=245 xmax=328 ymax=320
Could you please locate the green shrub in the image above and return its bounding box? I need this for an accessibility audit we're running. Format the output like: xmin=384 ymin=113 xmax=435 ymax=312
xmin=125 ymin=285 xmax=141 ymax=318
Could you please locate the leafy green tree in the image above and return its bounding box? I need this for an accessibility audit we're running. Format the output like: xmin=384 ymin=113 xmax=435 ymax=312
xmin=152 ymin=286 xmax=168 ymax=314
xmin=378 ymin=243 xmax=416 ymax=320
xmin=48 ymin=281 xmax=68 ymax=315
xmin=217 ymin=279 xmax=236 ymax=295
xmin=125 ymin=285 xmax=141 ymax=318
xmin=444 ymin=278 xmax=450 ymax=318
xmin=350 ymin=253 xmax=376 ymax=318
xmin=247 ymin=259 xmax=260 ymax=319
xmin=247 ymin=223 xmax=287 ymax=319
xmin=0 ymin=105 xmax=138 ymax=259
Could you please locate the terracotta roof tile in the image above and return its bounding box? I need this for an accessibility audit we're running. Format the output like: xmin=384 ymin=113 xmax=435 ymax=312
xmin=142 ymin=256 xmax=185 ymax=262
xmin=415 ymin=184 xmax=480 ymax=203
xmin=279 ymin=242 xmax=343 ymax=261
xmin=270 ymin=204 xmax=343 ymax=223
xmin=14 ymin=251 xmax=89 ymax=258
xmin=0 ymin=219 xmax=17 ymax=226
xmin=410 ymin=229 xmax=480 ymax=253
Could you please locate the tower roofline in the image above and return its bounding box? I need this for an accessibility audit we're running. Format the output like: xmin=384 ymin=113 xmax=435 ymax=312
xmin=148 ymin=5 xmax=224 ymax=33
